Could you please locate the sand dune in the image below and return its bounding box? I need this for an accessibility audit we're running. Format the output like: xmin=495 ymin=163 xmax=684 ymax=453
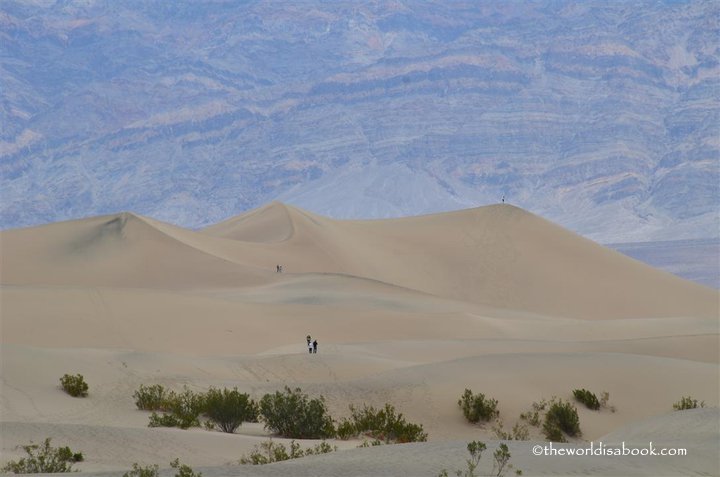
xmin=3 ymin=202 xmax=717 ymax=318
xmin=1 ymin=202 xmax=717 ymax=476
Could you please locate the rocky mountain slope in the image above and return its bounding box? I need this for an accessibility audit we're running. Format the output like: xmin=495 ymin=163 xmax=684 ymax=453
xmin=1 ymin=0 xmax=718 ymax=242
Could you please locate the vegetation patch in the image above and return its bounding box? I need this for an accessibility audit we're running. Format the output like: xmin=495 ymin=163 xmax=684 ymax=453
xmin=458 ymin=389 xmax=499 ymax=423
xmin=673 ymin=396 xmax=705 ymax=411
xmin=438 ymin=441 xmax=520 ymax=477
xmin=572 ymin=389 xmax=600 ymax=410
xmin=543 ymin=399 xmax=581 ymax=442
xmin=170 ymin=458 xmax=202 ymax=477
xmin=203 ymin=387 xmax=259 ymax=433
xmin=123 ymin=463 xmax=159 ymax=477
xmin=1 ymin=438 xmax=84 ymax=474
xmin=336 ymin=403 xmax=427 ymax=443
xmin=133 ymin=384 xmax=172 ymax=411
xmin=492 ymin=420 xmax=530 ymax=441
xmin=60 ymin=373 xmax=89 ymax=398
xmin=145 ymin=387 xmax=206 ymax=429
xmin=239 ymin=440 xmax=337 ymax=465
xmin=259 ymin=386 xmax=335 ymax=439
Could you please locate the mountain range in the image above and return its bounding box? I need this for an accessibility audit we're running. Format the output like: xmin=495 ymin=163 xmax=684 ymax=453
xmin=1 ymin=0 xmax=718 ymax=243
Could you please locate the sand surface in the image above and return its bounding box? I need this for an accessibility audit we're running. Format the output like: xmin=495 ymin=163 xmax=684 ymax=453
xmin=1 ymin=203 xmax=718 ymax=476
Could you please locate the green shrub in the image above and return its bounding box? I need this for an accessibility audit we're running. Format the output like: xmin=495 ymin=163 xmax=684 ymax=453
xmin=123 ymin=463 xmax=159 ymax=477
xmin=170 ymin=458 xmax=202 ymax=477
xmin=458 ymin=389 xmax=499 ymax=423
xmin=1 ymin=438 xmax=83 ymax=474
xmin=543 ymin=399 xmax=580 ymax=442
xmin=148 ymin=411 xmax=184 ymax=428
xmin=438 ymin=441 xmax=519 ymax=477
xmin=673 ymin=396 xmax=705 ymax=411
xmin=259 ymin=387 xmax=335 ymax=439
xmin=239 ymin=440 xmax=336 ymax=465
xmin=59 ymin=374 xmax=88 ymax=398
xmin=203 ymin=387 xmax=258 ymax=433
xmin=572 ymin=389 xmax=600 ymax=410
xmin=336 ymin=403 xmax=427 ymax=443
xmin=336 ymin=419 xmax=356 ymax=440
xmin=493 ymin=443 xmax=512 ymax=477
xmin=133 ymin=384 xmax=171 ymax=411
xmin=146 ymin=387 xmax=205 ymax=429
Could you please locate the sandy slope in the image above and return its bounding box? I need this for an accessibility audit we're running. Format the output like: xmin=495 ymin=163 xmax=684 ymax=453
xmin=1 ymin=202 xmax=718 ymax=476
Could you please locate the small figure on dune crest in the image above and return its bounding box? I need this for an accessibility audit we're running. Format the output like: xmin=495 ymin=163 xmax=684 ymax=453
xmin=307 ymin=335 xmax=313 ymax=354
xmin=501 ymin=194 xmax=505 ymax=204
xmin=313 ymin=339 xmax=318 ymax=354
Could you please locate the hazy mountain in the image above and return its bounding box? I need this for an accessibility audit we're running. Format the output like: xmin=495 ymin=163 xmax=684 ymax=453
xmin=2 ymin=0 xmax=718 ymax=243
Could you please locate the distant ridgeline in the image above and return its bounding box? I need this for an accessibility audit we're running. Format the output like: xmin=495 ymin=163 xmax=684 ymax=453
xmin=1 ymin=1 xmax=718 ymax=243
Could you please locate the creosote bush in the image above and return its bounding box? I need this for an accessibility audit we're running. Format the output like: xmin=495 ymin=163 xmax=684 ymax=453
xmin=1 ymin=438 xmax=84 ymax=474
xmin=239 ymin=440 xmax=337 ymax=465
xmin=336 ymin=403 xmax=427 ymax=443
xmin=543 ymin=399 xmax=580 ymax=442
xmin=145 ymin=387 xmax=206 ymax=429
xmin=458 ymin=389 xmax=499 ymax=424
xmin=519 ymin=399 xmax=547 ymax=427
xmin=123 ymin=463 xmax=159 ymax=477
xmin=133 ymin=384 xmax=171 ymax=411
xmin=60 ymin=374 xmax=89 ymax=398
xmin=259 ymin=386 xmax=335 ymax=439
xmin=673 ymin=396 xmax=705 ymax=411
xmin=492 ymin=420 xmax=530 ymax=441
xmin=572 ymin=389 xmax=600 ymax=410
xmin=204 ymin=387 xmax=259 ymax=433
xmin=170 ymin=458 xmax=202 ymax=477
xmin=438 ymin=441 xmax=520 ymax=477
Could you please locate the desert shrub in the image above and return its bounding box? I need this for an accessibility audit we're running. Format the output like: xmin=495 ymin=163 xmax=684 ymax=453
xmin=438 ymin=441 xmax=519 ymax=477
xmin=493 ymin=443 xmax=513 ymax=477
xmin=146 ymin=387 xmax=205 ymax=429
xmin=336 ymin=419 xmax=356 ymax=440
xmin=239 ymin=440 xmax=336 ymax=465
xmin=170 ymin=458 xmax=202 ymax=477
xmin=673 ymin=396 xmax=705 ymax=411
xmin=148 ymin=411 xmax=183 ymax=428
xmin=123 ymin=463 xmax=159 ymax=477
xmin=543 ymin=399 xmax=580 ymax=442
xmin=59 ymin=374 xmax=88 ymax=398
xmin=519 ymin=399 xmax=547 ymax=427
xmin=203 ymin=387 xmax=258 ymax=433
xmin=458 ymin=389 xmax=499 ymax=423
xmin=259 ymin=387 xmax=335 ymax=439
xmin=572 ymin=389 xmax=600 ymax=410
xmin=336 ymin=403 xmax=427 ymax=443
xmin=1 ymin=438 xmax=83 ymax=474
xmin=133 ymin=384 xmax=171 ymax=411
xmin=492 ymin=420 xmax=529 ymax=441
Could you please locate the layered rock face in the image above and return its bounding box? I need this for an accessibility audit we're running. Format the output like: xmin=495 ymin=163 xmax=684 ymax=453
xmin=1 ymin=1 xmax=718 ymax=242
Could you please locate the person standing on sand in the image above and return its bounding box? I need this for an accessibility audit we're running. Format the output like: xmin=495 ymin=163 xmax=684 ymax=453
xmin=307 ymin=336 xmax=313 ymax=354
xmin=312 ymin=339 xmax=318 ymax=354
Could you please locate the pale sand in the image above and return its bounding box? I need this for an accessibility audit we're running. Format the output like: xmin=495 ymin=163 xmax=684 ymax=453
xmin=1 ymin=203 xmax=718 ymax=476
